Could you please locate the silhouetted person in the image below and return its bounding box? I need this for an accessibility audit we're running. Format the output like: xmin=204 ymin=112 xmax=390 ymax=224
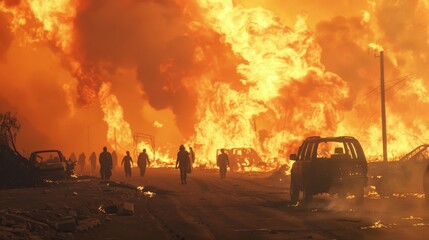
xmin=121 ymin=151 xmax=133 ymax=177
xmin=77 ymin=152 xmax=86 ymax=175
xmin=189 ymin=147 xmax=195 ymax=173
xmin=99 ymin=146 xmax=113 ymax=180
xmin=175 ymin=145 xmax=190 ymax=184
xmin=90 ymin=152 xmax=96 ymax=176
xmin=69 ymin=152 xmax=77 ymax=163
xmin=112 ymin=151 xmax=118 ymax=169
xmin=217 ymin=149 xmax=229 ymax=179
xmin=137 ymin=149 xmax=150 ymax=177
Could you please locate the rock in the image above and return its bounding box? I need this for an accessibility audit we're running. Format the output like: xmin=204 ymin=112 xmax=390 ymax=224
xmin=76 ymin=218 xmax=101 ymax=232
xmin=47 ymin=216 xmax=76 ymax=232
xmin=119 ymin=202 xmax=134 ymax=216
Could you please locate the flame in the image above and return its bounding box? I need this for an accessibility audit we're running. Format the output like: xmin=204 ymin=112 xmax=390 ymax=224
xmin=153 ymin=121 xmax=163 ymax=128
xmin=2 ymin=0 xmax=429 ymax=173
xmin=99 ymin=83 xmax=133 ymax=152
xmin=26 ymin=0 xmax=75 ymax=52
xmin=361 ymin=220 xmax=388 ymax=229
xmin=191 ymin=0 xmax=348 ymax=169
xmin=368 ymin=42 xmax=384 ymax=52
xmin=392 ymin=193 xmax=425 ymax=199
xmin=366 ymin=186 xmax=381 ymax=199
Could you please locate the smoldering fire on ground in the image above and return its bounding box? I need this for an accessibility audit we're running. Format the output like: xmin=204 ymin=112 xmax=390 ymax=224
xmin=0 ymin=0 xmax=429 ymax=170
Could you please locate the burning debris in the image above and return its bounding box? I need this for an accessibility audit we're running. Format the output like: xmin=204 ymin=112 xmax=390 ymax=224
xmin=361 ymin=220 xmax=388 ymax=229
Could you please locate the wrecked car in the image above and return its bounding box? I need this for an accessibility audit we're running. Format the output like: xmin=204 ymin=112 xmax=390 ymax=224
xmin=29 ymin=150 xmax=75 ymax=183
xmin=216 ymin=148 xmax=263 ymax=172
xmin=290 ymin=136 xmax=368 ymax=203
xmin=368 ymin=144 xmax=429 ymax=196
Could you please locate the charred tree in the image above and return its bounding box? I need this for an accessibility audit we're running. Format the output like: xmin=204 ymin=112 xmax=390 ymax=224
xmin=0 ymin=112 xmax=33 ymax=188
xmin=0 ymin=112 xmax=25 ymax=158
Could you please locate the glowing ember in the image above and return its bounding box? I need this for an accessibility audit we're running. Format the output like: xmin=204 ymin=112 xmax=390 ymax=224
xmin=392 ymin=193 xmax=425 ymax=199
xmin=366 ymin=186 xmax=381 ymax=199
xmin=402 ymin=216 xmax=423 ymax=220
xmin=144 ymin=191 xmax=157 ymax=198
xmin=361 ymin=220 xmax=388 ymax=229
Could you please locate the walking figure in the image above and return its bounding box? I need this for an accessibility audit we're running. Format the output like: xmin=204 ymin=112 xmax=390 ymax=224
xmin=77 ymin=152 xmax=86 ymax=175
xmin=175 ymin=145 xmax=190 ymax=184
xmin=217 ymin=149 xmax=230 ymax=179
xmin=90 ymin=152 xmax=96 ymax=176
xmin=121 ymin=151 xmax=133 ymax=177
xmin=99 ymin=146 xmax=113 ymax=180
xmin=137 ymin=149 xmax=151 ymax=177
xmin=189 ymin=147 xmax=195 ymax=173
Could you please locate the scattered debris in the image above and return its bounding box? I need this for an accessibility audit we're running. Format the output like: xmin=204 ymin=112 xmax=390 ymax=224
xmin=143 ymin=191 xmax=156 ymax=198
xmin=100 ymin=180 xmax=141 ymax=191
xmin=0 ymin=179 xmax=139 ymax=239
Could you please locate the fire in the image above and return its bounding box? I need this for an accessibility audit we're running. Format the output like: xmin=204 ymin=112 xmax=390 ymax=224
xmin=26 ymin=0 xmax=75 ymax=52
xmin=1 ymin=0 xmax=429 ymax=172
xmin=361 ymin=220 xmax=388 ymax=229
xmin=192 ymin=0 xmax=348 ymax=168
xmin=98 ymin=83 xmax=133 ymax=153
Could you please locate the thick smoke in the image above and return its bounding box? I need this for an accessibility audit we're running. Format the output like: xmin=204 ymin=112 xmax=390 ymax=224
xmin=73 ymin=0 xmax=198 ymax=136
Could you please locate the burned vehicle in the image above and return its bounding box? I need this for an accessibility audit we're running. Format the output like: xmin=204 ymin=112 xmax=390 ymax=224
xmin=28 ymin=150 xmax=75 ymax=183
xmin=216 ymin=148 xmax=263 ymax=172
xmin=290 ymin=136 xmax=368 ymax=203
xmin=368 ymin=144 xmax=429 ymax=196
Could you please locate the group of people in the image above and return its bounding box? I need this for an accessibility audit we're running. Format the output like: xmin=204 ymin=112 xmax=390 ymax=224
xmin=70 ymin=150 xmax=116 ymax=177
xmin=70 ymin=144 xmax=230 ymax=183
xmin=98 ymin=147 xmax=151 ymax=179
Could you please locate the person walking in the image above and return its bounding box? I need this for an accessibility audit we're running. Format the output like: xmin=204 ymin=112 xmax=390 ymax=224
xmin=217 ymin=149 xmax=230 ymax=179
xmin=175 ymin=145 xmax=190 ymax=184
xmin=77 ymin=152 xmax=86 ymax=175
xmin=137 ymin=149 xmax=150 ymax=177
xmin=99 ymin=146 xmax=113 ymax=180
xmin=90 ymin=152 xmax=96 ymax=176
xmin=121 ymin=151 xmax=133 ymax=177
xmin=189 ymin=147 xmax=195 ymax=173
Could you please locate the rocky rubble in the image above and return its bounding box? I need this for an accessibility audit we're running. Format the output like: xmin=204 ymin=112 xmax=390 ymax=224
xmin=0 ymin=179 xmax=144 ymax=240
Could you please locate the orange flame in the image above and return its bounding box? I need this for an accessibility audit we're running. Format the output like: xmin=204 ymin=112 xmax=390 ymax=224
xmin=191 ymin=0 xmax=348 ymax=169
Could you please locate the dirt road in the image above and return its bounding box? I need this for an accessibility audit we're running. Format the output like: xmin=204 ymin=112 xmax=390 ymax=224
xmin=75 ymin=168 xmax=429 ymax=240
xmin=2 ymin=168 xmax=428 ymax=239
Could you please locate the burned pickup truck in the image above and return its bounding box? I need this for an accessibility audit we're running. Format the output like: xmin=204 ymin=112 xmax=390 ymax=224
xmin=290 ymin=136 xmax=368 ymax=203
xmin=28 ymin=150 xmax=76 ymax=184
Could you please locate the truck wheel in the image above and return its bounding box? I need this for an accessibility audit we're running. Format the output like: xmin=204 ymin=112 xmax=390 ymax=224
xmin=303 ymin=186 xmax=313 ymax=203
xmin=290 ymin=179 xmax=299 ymax=204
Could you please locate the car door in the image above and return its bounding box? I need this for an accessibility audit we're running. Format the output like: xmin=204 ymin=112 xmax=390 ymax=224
xmin=292 ymin=142 xmax=308 ymax=188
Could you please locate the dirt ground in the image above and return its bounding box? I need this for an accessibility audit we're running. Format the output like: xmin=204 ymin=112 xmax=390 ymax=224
xmin=1 ymin=167 xmax=429 ymax=240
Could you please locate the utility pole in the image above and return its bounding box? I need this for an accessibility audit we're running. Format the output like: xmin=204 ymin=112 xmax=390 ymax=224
xmin=379 ymin=50 xmax=388 ymax=162
xmin=87 ymin=125 xmax=90 ymax=154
